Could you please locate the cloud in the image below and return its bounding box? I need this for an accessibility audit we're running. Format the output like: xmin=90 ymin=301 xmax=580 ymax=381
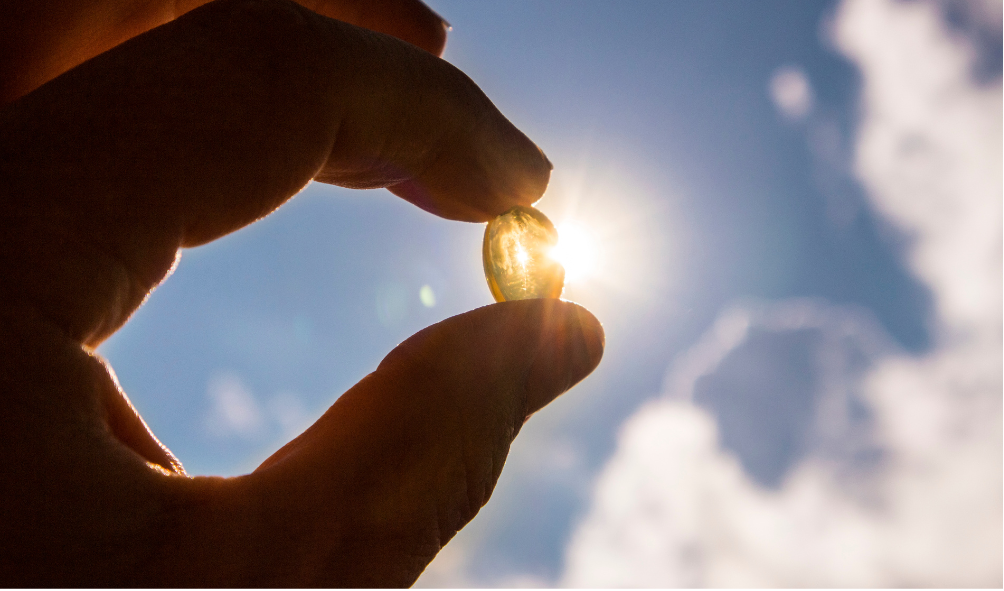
xmin=563 ymin=300 xmax=1001 ymax=586
xmin=769 ymin=66 xmax=815 ymax=122
xmin=562 ymin=0 xmax=1002 ymax=586
xmin=204 ymin=372 xmax=312 ymax=440
xmin=837 ymin=0 xmax=1002 ymax=333
xmin=205 ymin=371 xmax=265 ymax=438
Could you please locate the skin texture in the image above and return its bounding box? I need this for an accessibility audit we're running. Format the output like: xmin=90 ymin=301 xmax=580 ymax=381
xmin=0 ymin=0 xmax=603 ymax=586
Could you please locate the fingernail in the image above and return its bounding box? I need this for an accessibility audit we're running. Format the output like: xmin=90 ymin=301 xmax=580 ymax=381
xmin=427 ymin=6 xmax=452 ymax=30
xmin=524 ymin=303 xmax=604 ymax=417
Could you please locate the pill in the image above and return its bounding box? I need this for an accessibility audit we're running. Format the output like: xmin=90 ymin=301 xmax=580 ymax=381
xmin=483 ymin=205 xmax=565 ymax=302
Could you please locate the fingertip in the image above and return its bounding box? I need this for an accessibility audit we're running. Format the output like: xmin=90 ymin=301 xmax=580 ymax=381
xmin=385 ymin=133 xmax=553 ymax=223
xmin=517 ymin=144 xmax=554 ymax=210
xmin=428 ymin=13 xmax=449 ymax=57
xmin=403 ymin=69 xmax=553 ymax=220
xmin=532 ymin=143 xmax=554 ymax=173
xmin=492 ymin=128 xmax=553 ymax=214
xmin=404 ymin=4 xmax=448 ymax=57
xmin=458 ymin=132 xmax=554 ymax=221
xmin=395 ymin=0 xmax=449 ymax=56
xmin=574 ymin=303 xmax=605 ymax=370
xmin=523 ymin=300 xmax=604 ymax=417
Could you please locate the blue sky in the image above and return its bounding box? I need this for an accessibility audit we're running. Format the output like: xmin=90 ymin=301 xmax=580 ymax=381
xmin=98 ymin=0 xmax=1001 ymax=586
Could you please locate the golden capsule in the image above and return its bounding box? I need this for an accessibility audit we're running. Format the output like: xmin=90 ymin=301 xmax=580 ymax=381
xmin=483 ymin=205 xmax=565 ymax=302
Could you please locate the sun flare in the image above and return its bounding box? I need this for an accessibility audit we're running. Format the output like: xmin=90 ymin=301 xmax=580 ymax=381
xmin=550 ymin=221 xmax=600 ymax=284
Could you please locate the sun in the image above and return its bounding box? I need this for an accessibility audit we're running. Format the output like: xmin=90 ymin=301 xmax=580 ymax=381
xmin=550 ymin=221 xmax=600 ymax=284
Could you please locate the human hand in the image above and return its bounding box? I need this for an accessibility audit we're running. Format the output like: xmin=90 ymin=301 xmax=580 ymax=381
xmin=0 ymin=0 xmax=604 ymax=586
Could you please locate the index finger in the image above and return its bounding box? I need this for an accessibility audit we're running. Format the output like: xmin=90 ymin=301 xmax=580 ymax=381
xmin=0 ymin=0 xmax=551 ymax=346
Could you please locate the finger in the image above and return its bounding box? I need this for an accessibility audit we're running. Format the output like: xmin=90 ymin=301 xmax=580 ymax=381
xmin=1 ymin=299 xmax=600 ymax=585
xmin=0 ymin=0 xmax=447 ymax=103
xmin=0 ymin=309 xmax=194 ymax=586
xmin=0 ymin=0 xmax=551 ymax=347
xmin=98 ymin=356 xmax=186 ymax=475
xmin=228 ymin=300 xmax=603 ymax=586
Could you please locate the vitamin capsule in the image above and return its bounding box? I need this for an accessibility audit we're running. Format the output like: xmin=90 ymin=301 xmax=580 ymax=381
xmin=483 ymin=205 xmax=565 ymax=302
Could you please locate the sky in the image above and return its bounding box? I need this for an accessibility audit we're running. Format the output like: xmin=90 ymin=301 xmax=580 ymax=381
xmin=97 ymin=0 xmax=1002 ymax=586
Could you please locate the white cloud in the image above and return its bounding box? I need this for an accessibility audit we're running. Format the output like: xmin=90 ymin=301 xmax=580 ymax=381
xmin=204 ymin=373 xmax=312 ymax=441
xmin=205 ymin=371 xmax=265 ymax=438
xmin=838 ymin=0 xmax=1003 ymax=334
xmin=562 ymin=0 xmax=1002 ymax=586
xmin=769 ymin=65 xmax=815 ymax=121
xmin=563 ymin=300 xmax=1001 ymax=587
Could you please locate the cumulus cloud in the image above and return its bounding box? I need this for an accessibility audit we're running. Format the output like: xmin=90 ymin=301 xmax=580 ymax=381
xmin=838 ymin=0 xmax=1002 ymax=333
xmin=562 ymin=0 xmax=1002 ymax=586
xmin=769 ymin=66 xmax=815 ymax=121
xmin=563 ymin=300 xmax=1000 ymax=586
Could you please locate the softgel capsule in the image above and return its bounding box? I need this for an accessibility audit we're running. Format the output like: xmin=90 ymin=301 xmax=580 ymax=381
xmin=482 ymin=205 xmax=565 ymax=302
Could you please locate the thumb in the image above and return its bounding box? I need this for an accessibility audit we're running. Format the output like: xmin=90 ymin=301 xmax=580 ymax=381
xmin=220 ymin=300 xmax=603 ymax=586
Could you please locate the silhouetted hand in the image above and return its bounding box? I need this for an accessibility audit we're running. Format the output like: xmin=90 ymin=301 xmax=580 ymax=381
xmin=0 ymin=0 xmax=604 ymax=585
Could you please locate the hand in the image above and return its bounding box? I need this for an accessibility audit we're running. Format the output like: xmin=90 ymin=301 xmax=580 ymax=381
xmin=0 ymin=0 xmax=604 ymax=586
